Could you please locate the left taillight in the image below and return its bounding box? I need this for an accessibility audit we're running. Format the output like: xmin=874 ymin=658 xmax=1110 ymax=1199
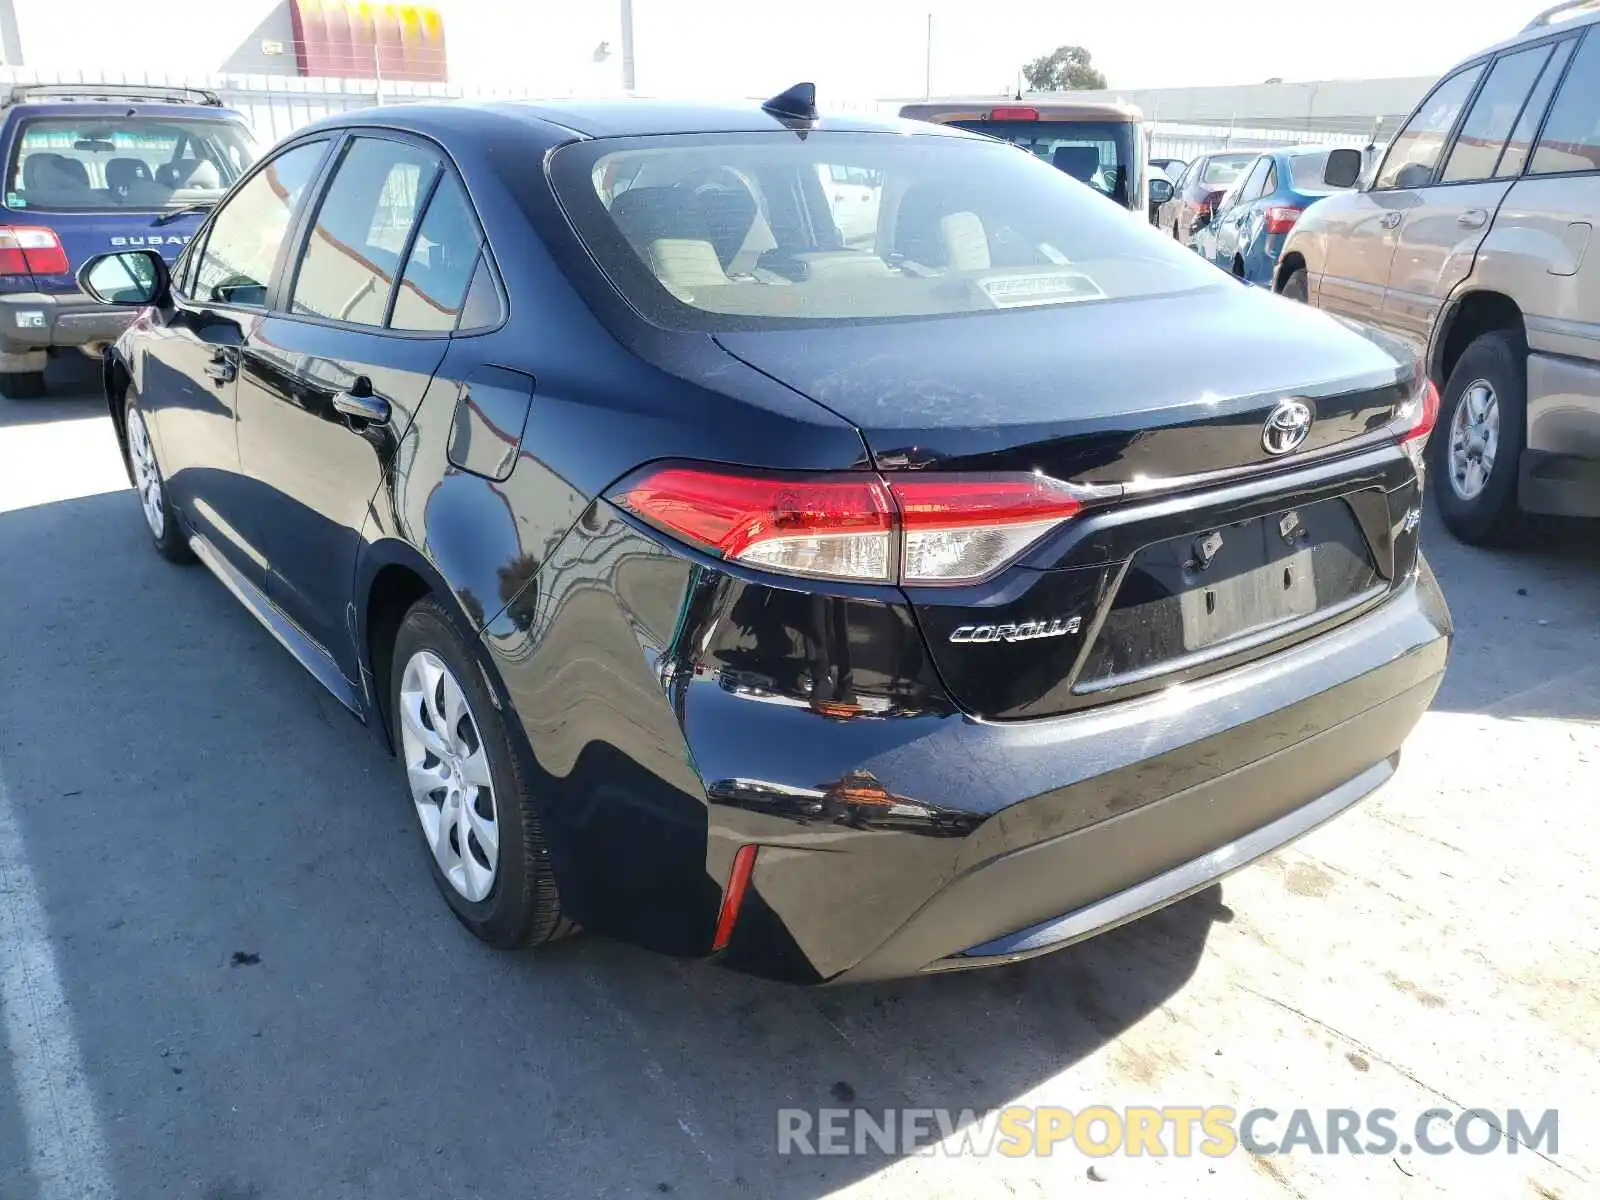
xmin=1264 ymin=205 xmax=1304 ymax=235
xmin=1391 ymin=372 xmax=1441 ymax=474
xmin=0 ymin=226 xmax=68 ymax=276
xmin=611 ymin=464 xmax=1088 ymax=586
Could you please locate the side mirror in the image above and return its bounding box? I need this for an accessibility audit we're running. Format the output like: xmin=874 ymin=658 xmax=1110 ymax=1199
xmin=77 ymin=249 xmax=170 ymax=307
xmin=1149 ymin=178 xmax=1175 ymax=204
xmin=1323 ymin=147 xmax=1363 ymax=189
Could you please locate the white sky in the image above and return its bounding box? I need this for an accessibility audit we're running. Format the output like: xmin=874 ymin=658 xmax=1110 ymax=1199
xmin=8 ymin=0 xmax=1562 ymax=100
xmin=614 ymin=0 xmax=1552 ymax=97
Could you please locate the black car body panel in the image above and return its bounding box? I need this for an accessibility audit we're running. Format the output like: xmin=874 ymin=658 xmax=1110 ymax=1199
xmin=98 ymin=99 xmax=1451 ymax=983
xmin=714 ymin=288 xmax=1412 ymax=479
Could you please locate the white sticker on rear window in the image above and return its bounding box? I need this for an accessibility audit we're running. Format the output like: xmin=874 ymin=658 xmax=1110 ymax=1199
xmin=6 ymin=194 xmax=24 ymax=207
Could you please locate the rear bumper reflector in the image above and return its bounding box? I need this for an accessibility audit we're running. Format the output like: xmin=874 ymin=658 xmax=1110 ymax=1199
xmin=712 ymin=844 xmax=759 ymax=951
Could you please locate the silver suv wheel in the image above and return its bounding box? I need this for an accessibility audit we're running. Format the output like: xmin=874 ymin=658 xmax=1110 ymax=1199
xmin=398 ymin=649 xmax=499 ymax=902
xmin=1447 ymin=378 xmax=1500 ymax=502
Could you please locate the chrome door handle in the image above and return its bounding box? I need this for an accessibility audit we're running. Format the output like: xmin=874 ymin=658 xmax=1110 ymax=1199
xmin=1457 ymin=208 xmax=1488 ymax=229
xmin=1380 ymin=211 xmax=1404 ymax=229
xmin=332 ymin=388 xmax=390 ymax=425
xmin=203 ymin=356 xmax=235 ymax=383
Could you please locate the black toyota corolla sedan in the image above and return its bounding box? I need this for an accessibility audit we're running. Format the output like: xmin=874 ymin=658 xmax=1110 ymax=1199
xmin=80 ymin=88 xmax=1451 ymax=983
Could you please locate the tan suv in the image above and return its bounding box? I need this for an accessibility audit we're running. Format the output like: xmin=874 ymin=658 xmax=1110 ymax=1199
xmin=1275 ymin=0 xmax=1600 ymax=543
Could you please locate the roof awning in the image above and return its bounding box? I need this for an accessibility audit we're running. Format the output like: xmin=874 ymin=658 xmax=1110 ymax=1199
xmin=290 ymin=1 xmax=447 ymax=83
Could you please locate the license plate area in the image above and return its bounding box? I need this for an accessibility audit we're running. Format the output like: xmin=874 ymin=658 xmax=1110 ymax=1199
xmin=1075 ymin=496 xmax=1381 ymax=690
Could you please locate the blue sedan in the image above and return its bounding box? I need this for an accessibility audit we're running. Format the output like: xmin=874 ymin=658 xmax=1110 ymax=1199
xmin=1201 ymin=146 xmax=1359 ymax=286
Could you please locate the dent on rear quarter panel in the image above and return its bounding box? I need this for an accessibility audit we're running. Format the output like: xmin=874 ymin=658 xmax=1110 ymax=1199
xmin=479 ymin=500 xmax=983 ymax=976
xmin=479 ymin=503 xmax=723 ymax=955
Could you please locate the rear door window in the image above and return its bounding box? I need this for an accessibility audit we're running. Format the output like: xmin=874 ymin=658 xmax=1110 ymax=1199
xmin=6 ymin=116 xmax=257 ymax=212
xmin=288 ymin=136 xmax=440 ymax=327
xmin=389 ymin=171 xmax=485 ymax=332
xmin=192 ymin=139 xmax=327 ymax=308
xmin=1530 ymin=31 xmax=1600 ymax=176
xmin=1498 ymin=39 xmax=1576 ymax=177
xmin=1228 ymin=158 xmax=1271 ymax=209
xmin=1375 ymin=65 xmax=1486 ymax=189
xmin=1442 ymin=44 xmax=1555 ymax=183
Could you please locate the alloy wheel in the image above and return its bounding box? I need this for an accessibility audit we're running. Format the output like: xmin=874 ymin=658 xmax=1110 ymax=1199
xmin=398 ymin=649 xmax=499 ymax=902
xmin=1448 ymin=379 xmax=1500 ymax=502
xmin=127 ymin=407 xmax=165 ymax=538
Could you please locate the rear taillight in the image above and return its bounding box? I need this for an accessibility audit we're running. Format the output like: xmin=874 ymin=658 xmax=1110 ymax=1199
xmin=1264 ymin=205 xmax=1304 ymax=235
xmin=1392 ymin=373 xmax=1441 ymax=474
xmin=990 ymin=106 xmax=1040 ymax=121
xmin=613 ymin=465 xmax=895 ymax=582
xmin=613 ymin=464 xmax=1089 ymax=585
xmin=0 ymin=226 xmax=68 ymax=276
xmin=888 ymin=475 xmax=1084 ymax=584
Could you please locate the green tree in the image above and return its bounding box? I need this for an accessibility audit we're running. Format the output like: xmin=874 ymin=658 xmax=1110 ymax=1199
xmin=1022 ymin=45 xmax=1107 ymax=91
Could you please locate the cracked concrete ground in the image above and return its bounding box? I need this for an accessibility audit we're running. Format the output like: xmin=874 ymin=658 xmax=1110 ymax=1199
xmin=0 ymin=357 xmax=1595 ymax=1199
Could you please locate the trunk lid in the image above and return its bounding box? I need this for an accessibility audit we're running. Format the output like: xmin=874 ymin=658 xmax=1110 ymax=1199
xmin=715 ymin=286 xmax=1419 ymax=720
xmin=714 ymin=285 xmax=1411 ymax=483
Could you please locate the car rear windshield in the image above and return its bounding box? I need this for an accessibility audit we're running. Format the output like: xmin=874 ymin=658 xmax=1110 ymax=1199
xmin=548 ymin=131 xmax=1220 ymax=330
xmin=1287 ymin=150 xmax=1347 ymax=193
xmin=1201 ymin=155 xmax=1255 ymax=186
xmin=942 ymin=120 xmax=1136 ymax=206
xmin=6 ymin=116 xmax=258 ymax=212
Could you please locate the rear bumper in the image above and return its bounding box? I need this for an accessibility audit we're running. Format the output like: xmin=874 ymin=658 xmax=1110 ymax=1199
xmin=0 ymin=289 xmax=135 ymax=364
xmin=712 ymin=559 xmax=1450 ymax=983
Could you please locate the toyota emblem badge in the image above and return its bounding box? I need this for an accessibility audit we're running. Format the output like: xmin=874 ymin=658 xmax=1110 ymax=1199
xmin=1262 ymin=398 xmax=1313 ymax=456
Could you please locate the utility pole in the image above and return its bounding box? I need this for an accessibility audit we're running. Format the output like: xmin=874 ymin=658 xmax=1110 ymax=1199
xmin=924 ymin=12 xmax=932 ymax=100
xmin=372 ymin=39 xmax=383 ymax=105
xmin=621 ymin=0 xmax=636 ymax=93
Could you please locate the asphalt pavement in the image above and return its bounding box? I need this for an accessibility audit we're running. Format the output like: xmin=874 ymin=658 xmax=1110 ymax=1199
xmin=0 ymin=356 xmax=1596 ymax=1199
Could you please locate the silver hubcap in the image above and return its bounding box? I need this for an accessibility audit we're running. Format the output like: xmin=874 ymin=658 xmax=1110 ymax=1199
xmin=399 ymin=650 xmax=498 ymax=902
xmin=1448 ymin=379 xmax=1500 ymax=502
xmin=127 ymin=407 xmax=164 ymax=538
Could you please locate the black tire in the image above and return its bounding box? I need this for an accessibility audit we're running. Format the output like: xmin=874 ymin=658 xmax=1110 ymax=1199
xmin=0 ymin=370 xmax=44 ymax=399
xmin=1432 ymin=331 xmax=1527 ymax=546
xmin=389 ymin=597 xmax=574 ymax=949
xmin=1281 ymin=267 xmax=1309 ymax=303
xmin=1172 ymin=222 xmax=1180 ymax=241
xmin=124 ymin=391 xmax=194 ymax=563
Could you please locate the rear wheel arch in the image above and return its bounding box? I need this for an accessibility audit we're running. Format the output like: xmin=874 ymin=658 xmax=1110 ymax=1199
xmin=104 ymin=351 xmax=135 ymax=484
xmin=1275 ymin=251 xmax=1307 ymax=293
xmin=1432 ymin=290 xmax=1525 ymax=387
xmin=358 ymin=545 xmax=498 ymax=751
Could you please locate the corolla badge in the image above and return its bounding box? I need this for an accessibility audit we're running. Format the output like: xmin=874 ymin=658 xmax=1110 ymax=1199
xmin=1262 ymin=398 xmax=1313 ymax=456
xmin=949 ymin=616 xmax=1082 ymax=644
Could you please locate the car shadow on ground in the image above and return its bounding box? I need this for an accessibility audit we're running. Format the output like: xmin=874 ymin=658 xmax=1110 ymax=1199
xmin=0 ymin=487 xmax=1227 ymax=1200
xmin=0 ymin=354 xmax=105 ymax=429
xmin=1420 ymin=507 xmax=1600 ymax=724
xmin=533 ymin=889 xmax=1227 ymax=1196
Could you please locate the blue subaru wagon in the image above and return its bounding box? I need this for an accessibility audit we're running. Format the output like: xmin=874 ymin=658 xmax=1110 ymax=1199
xmin=0 ymin=84 xmax=258 ymax=397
